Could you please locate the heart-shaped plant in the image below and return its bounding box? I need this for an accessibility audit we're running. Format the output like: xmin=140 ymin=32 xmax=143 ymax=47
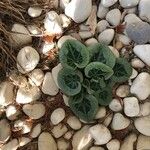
xmin=57 ymin=39 xmax=132 ymax=122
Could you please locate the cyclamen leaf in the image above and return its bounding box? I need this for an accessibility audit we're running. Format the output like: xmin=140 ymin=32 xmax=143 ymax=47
xmin=59 ymin=39 xmax=89 ymax=69
xmin=57 ymin=68 xmax=83 ymax=96
xmin=94 ymin=87 xmax=112 ymax=106
xmin=88 ymin=43 xmax=116 ymax=68
xmin=69 ymin=94 xmax=98 ymax=122
xmin=85 ymin=62 xmax=114 ymax=80
xmin=112 ymin=58 xmax=132 ymax=83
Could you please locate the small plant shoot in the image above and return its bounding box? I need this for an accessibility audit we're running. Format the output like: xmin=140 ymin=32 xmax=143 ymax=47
xmin=58 ymin=39 xmax=132 ymax=122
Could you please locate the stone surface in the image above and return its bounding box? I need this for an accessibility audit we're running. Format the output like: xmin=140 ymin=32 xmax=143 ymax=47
xmin=1 ymin=139 xmax=18 ymax=150
xmin=16 ymin=86 xmax=41 ymax=104
xmin=89 ymin=124 xmax=112 ymax=145
xmin=42 ymin=72 xmax=59 ymax=96
xmin=108 ymin=46 xmax=120 ymax=57
xmin=123 ymin=97 xmax=140 ymax=117
xmin=10 ymin=23 xmax=32 ymax=47
xmin=126 ymin=22 xmax=150 ymax=44
xmin=0 ymin=119 xmax=11 ymax=143
xmin=116 ymin=85 xmax=130 ymax=98
xmin=95 ymin=107 xmax=106 ymax=119
xmin=67 ymin=116 xmax=81 ymax=130
xmin=89 ymin=147 xmax=104 ymax=150
xmin=131 ymin=58 xmax=145 ymax=68
xmin=109 ymin=99 xmax=122 ymax=112
xmin=23 ymin=103 xmax=45 ymax=119
xmin=59 ymin=14 xmax=71 ymax=28
xmin=139 ymin=102 xmax=150 ymax=116
xmin=30 ymin=123 xmax=42 ymax=138
xmin=60 ymin=0 xmax=70 ymax=9
xmin=38 ymin=132 xmax=57 ymax=150
xmin=119 ymin=0 xmax=139 ymax=8
xmin=106 ymin=139 xmax=120 ymax=150
xmin=72 ymin=126 xmax=92 ymax=150
xmin=96 ymin=20 xmax=109 ymax=33
xmin=0 ymin=81 xmax=14 ymax=106
xmin=101 ymin=0 xmax=118 ymax=7
xmin=98 ymin=29 xmax=115 ymax=45
xmin=57 ymin=138 xmax=69 ymax=150
xmin=133 ymin=45 xmax=150 ymax=66
xmin=65 ymin=0 xmax=92 ymax=23
xmin=137 ymin=134 xmax=150 ymax=150
xmin=85 ymin=38 xmax=98 ymax=46
xmin=28 ymin=7 xmax=42 ymax=18
xmin=18 ymin=137 xmax=31 ymax=147
xmin=106 ymin=9 xmax=121 ymax=26
xmin=79 ymin=31 xmax=93 ymax=39
xmin=139 ymin=0 xmax=150 ymax=22
xmin=50 ymin=108 xmax=65 ymax=125
xmin=134 ymin=115 xmax=150 ymax=136
xmin=17 ymin=46 xmax=40 ymax=74
xmin=111 ymin=113 xmax=130 ymax=130
xmin=118 ymin=34 xmax=131 ymax=45
xmin=130 ymin=68 xmax=138 ymax=79
xmin=97 ymin=2 xmax=109 ymax=19
xmin=130 ymin=72 xmax=150 ymax=100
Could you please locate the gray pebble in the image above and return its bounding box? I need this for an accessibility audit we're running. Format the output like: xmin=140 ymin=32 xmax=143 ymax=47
xmin=126 ymin=22 xmax=150 ymax=44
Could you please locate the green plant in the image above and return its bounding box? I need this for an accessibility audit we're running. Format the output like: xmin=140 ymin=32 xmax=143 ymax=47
xmin=57 ymin=40 xmax=132 ymax=122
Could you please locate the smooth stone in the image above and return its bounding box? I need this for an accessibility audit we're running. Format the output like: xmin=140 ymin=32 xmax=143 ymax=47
xmin=18 ymin=137 xmax=31 ymax=147
xmin=116 ymin=85 xmax=130 ymax=98
xmin=101 ymin=0 xmax=118 ymax=7
xmin=16 ymin=86 xmax=41 ymax=104
xmin=109 ymin=99 xmax=122 ymax=112
xmin=106 ymin=9 xmax=121 ymax=26
xmin=108 ymin=46 xmax=120 ymax=57
xmin=27 ymin=25 xmax=41 ymax=35
xmin=79 ymin=24 xmax=90 ymax=31
xmin=85 ymin=38 xmax=98 ymax=46
xmin=52 ymin=63 xmax=63 ymax=88
xmin=42 ymin=72 xmax=59 ymax=96
xmin=59 ymin=14 xmax=71 ymax=28
xmin=60 ymin=0 xmax=70 ymax=9
xmin=10 ymin=23 xmax=32 ymax=48
xmin=28 ymin=69 xmax=44 ymax=86
xmin=139 ymin=102 xmax=150 ymax=116
xmin=139 ymin=0 xmax=150 ymax=22
xmin=131 ymin=58 xmax=145 ymax=68
xmin=57 ymin=35 xmax=76 ymax=49
xmin=96 ymin=20 xmax=109 ymax=33
xmin=30 ymin=123 xmax=42 ymax=138
xmin=64 ymin=131 xmax=73 ymax=140
xmin=23 ymin=103 xmax=45 ymax=119
xmin=130 ymin=72 xmax=150 ymax=100
xmin=95 ymin=107 xmax=106 ymax=119
xmin=118 ymin=34 xmax=131 ymax=45
xmin=40 ymin=42 xmax=55 ymax=55
xmin=6 ymin=105 xmax=20 ymax=120
xmin=50 ymin=108 xmax=65 ymax=125
xmin=28 ymin=7 xmax=42 ymax=18
xmin=119 ymin=0 xmax=139 ymax=8
xmin=98 ymin=29 xmax=114 ymax=45
xmin=72 ymin=126 xmax=92 ymax=150
xmin=0 ymin=119 xmax=11 ymax=143
xmin=38 ymin=132 xmax=57 ymax=150
xmin=97 ymin=2 xmax=109 ymax=19
xmin=133 ymin=45 xmax=150 ymax=66
xmin=130 ymin=68 xmax=138 ymax=79
xmin=124 ymin=14 xmax=142 ymax=26
xmin=14 ymin=120 xmax=32 ymax=134
xmin=51 ymin=123 xmax=68 ymax=138
xmin=89 ymin=147 xmax=104 ymax=150
xmin=111 ymin=113 xmax=130 ymax=130
xmin=89 ymin=124 xmax=112 ymax=145
xmin=0 ymin=81 xmax=14 ymax=106
xmin=120 ymin=133 xmax=137 ymax=150
xmin=44 ymin=11 xmax=63 ymax=35
xmin=79 ymin=31 xmax=93 ymax=39
xmin=62 ymin=94 xmax=69 ymax=106
xmin=103 ymin=113 xmax=113 ymax=127
xmin=65 ymin=0 xmax=92 ymax=23
xmin=137 ymin=134 xmax=150 ymax=150
xmin=106 ymin=139 xmax=120 ymax=150
xmin=67 ymin=116 xmax=81 ymax=130
xmin=125 ymin=7 xmax=137 ymax=14
xmin=1 ymin=139 xmax=18 ymax=150
xmin=134 ymin=115 xmax=150 ymax=136
xmin=17 ymin=46 xmax=40 ymax=74
xmin=126 ymin=22 xmax=150 ymax=44
xmin=123 ymin=97 xmax=140 ymax=117
xmin=57 ymin=138 xmax=69 ymax=150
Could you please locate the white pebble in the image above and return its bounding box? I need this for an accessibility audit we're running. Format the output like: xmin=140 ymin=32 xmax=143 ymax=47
xmin=85 ymin=38 xmax=98 ymax=46
xmin=103 ymin=113 xmax=113 ymax=127
xmin=116 ymin=85 xmax=130 ymax=98
xmin=79 ymin=31 xmax=93 ymax=39
xmin=130 ymin=72 xmax=150 ymax=100
xmin=57 ymin=138 xmax=69 ymax=150
xmin=98 ymin=29 xmax=115 ymax=45
xmin=59 ymin=14 xmax=71 ymax=28
xmin=96 ymin=20 xmax=109 ymax=33
xmin=97 ymin=2 xmax=109 ymax=19
xmin=40 ymin=42 xmax=55 ymax=55
xmin=65 ymin=0 xmax=92 ymax=23
xmin=18 ymin=137 xmax=31 ymax=147
xmin=109 ymin=99 xmax=122 ymax=112
xmin=101 ymin=0 xmax=118 ymax=7
xmin=130 ymin=68 xmax=138 ymax=79
xmin=123 ymin=97 xmax=140 ymax=117
xmin=139 ymin=102 xmax=150 ymax=116
xmin=89 ymin=124 xmax=112 ymax=145
xmin=17 ymin=46 xmax=40 ymax=74
xmin=28 ymin=7 xmax=42 ymax=18
xmin=1 ymin=139 xmax=18 ymax=150
xmin=62 ymin=94 xmax=69 ymax=106
xmin=119 ymin=0 xmax=139 ymax=8
xmin=118 ymin=34 xmax=131 ymax=45
xmin=106 ymin=9 xmax=121 ymax=26
xmin=108 ymin=46 xmax=120 ymax=57
xmin=42 ymin=72 xmax=59 ymax=96
xmin=30 ymin=123 xmax=42 ymax=138
xmin=27 ymin=25 xmax=41 ymax=35
xmin=50 ymin=108 xmax=65 ymax=125
xmin=131 ymin=58 xmax=145 ymax=68
xmin=95 ymin=107 xmax=106 ymax=119
xmin=64 ymin=131 xmax=73 ymax=140
xmin=67 ymin=116 xmax=81 ymax=130
xmin=90 ymin=147 xmax=104 ymax=150
xmin=60 ymin=0 xmax=70 ymax=10
xmin=111 ymin=113 xmax=130 ymax=130
xmin=106 ymin=139 xmax=120 ymax=150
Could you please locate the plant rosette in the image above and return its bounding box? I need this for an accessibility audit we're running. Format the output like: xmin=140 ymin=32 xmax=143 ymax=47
xmin=57 ymin=39 xmax=132 ymax=122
